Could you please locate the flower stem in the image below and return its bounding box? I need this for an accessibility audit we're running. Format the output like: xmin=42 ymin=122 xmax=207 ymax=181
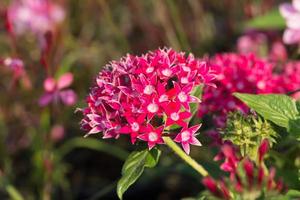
xmin=163 ymin=137 xmax=208 ymax=177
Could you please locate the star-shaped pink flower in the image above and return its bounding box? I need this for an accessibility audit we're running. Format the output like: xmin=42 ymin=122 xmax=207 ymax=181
xmin=174 ymin=124 xmax=202 ymax=154
xmin=137 ymin=124 xmax=164 ymax=150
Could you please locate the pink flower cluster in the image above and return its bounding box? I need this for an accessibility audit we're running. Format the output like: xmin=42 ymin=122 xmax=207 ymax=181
xmin=280 ymin=0 xmax=300 ymax=44
xmin=274 ymin=61 xmax=300 ymax=99
xmin=7 ymin=0 xmax=65 ymax=36
xmin=80 ymin=48 xmax=215 ymax=154
xmin=199 ymin=53 xmax=276 ymax=127
xmin=202 ymin=140 xmax=284 ymax=199
xmin=199 ymin=52 xmax=300 ymax=127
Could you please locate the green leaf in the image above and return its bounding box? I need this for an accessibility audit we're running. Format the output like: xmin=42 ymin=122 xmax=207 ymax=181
xmin=246 ymin=8 xmax=285 ymax=30
xmin=234 ymin=93 xmax=299 ymax=128
xmin=190 ymin=84 xmax=203 ymax=117
xmin=296 ymin=101 xmax=300 ymax=113
xmin=288 ymin=117 xmax=300 ymax=139
xmin=117 ymin=148 xmax=161 ymax=199
xmin=270 ymin=189 xmax=300 ymax=200
xmin=6 ymin=185 xmax=24 ymax=200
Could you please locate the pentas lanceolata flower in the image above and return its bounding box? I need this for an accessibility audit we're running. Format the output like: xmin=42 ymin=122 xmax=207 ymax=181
xmin=80 ymin=48 xmax=215 ymax=154
xmin=39 ymin=72 xmax=77 ymax=106
xmin=199 ymin=53 xmax=277 ymax=127
xmin=202 ymin=139 xmax=285 ymax=199
xmin=7 ymin=0 xmax=65 ymax=36
xmin=280 ymin=0 xmax=300 ymax=44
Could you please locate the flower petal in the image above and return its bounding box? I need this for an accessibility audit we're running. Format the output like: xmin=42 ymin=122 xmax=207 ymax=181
xmin=57 ymin=72 xmax=73 ymax=89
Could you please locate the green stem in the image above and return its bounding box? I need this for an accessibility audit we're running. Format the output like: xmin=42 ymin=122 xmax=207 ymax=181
xmin=163 ymin=137 xmax=208 ymax=177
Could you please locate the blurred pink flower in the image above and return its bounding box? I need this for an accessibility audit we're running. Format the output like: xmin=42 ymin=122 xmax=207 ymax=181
xmin=279 ymin=0 xmax=300 ymax=44
xmin=199 ymin=53 xmax=276 ymax=127
xmin=80 ymin=48 xmax=215 ymax=152
xmin=50 ymin=124 xmax=65 ymax=142
xmin=237 ymin=33 xmax=267 ymax=54
xmin=39 ymin=72 xmax=77 ymax=106
xmin=0 ymin=57 xmax=24 ymax=78
xmin=7 ymin=0 xmax=65 ymax=36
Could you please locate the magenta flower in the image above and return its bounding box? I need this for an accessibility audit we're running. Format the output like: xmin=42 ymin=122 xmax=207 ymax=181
xmin=280 ymin=0 xmax=300 ymax=44
xmin=137 ymin=124 xmax=164 ymax=150
xmin=39 ymin=72 xmax=77 ymax=106
xmin=174 ymin=124 xmax=202 ymax=154
xmin=80 ymin=48 xmax=215 ymax=151
xmin=7 ymin=0 xmax=65 ymax=36
xmin=199 ymin=53 xmax=277 ymax=127
xmin=203 ymin=140 xmax=285 ymax=199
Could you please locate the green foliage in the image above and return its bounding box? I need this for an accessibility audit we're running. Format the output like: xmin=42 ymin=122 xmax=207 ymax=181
xmin=246 ymin=8 xmax=285 ymax=30
xmin=117 ymin=148 xmax=161 ymax=199
xmin=190 ymin=84 xmax=203 ymax=117
xmin=223 ymin=112 xmax=277 ymax=159
xmin=234 ymin=93 xmax=300 ymax=139
xmin=270 ymin=189 xmax=300 ymax=200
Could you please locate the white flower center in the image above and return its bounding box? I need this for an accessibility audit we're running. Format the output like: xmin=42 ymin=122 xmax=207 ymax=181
xmin=144 ymin=85 xmax=155 ymax=95
xmin=147 ymin=103 xmax=158 ymax=113
xmin=146 ymin=67 xmax=154 ymax=73
xmin=178 ymin=92 xmax=188 ymax=102
xmin=4 ymin=58 xmax=12 ymax=66
xmin=159 ymin=94 xmax=168 ymax=102
xmin=181 ymin=131 xmax=190 ymax=142
xmin=131 ymin=122 xmax=140 ymax=132
xmin=181 ymin=77 xmax=189 ymax=84
xmin=148 ymin=132 xmax=158 ymax=142
xmin=162 ymin=68 xmax=172 ymax=77
xmin=170 ymin=112 xmax=179 ymax=121
xmin=257 ymin=81 xmax=266 ymax=90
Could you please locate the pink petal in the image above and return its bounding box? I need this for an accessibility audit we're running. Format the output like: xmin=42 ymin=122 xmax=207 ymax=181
xmin=174 ymin=133 xmax=182 ymax=143
xmin=189 ymin=124 xmax=202 ymax=134
xmin=137 ymin=133 xmax=148 ymax=141
xmin=148 ymin=142 xmax=156 ymax=150
xmin=57 ymin=72 xmax=73 ymax=89
xmin=39 ymin=93 xmax=54 ymax=106
xmin=279 ymin=3 xmax=297 ymax=18
xmin=190 ymin=137 xmax=202 ymax=146
xmin=180 ymin=111 xmax=192 ymax=119
xmin=119 ymin=126 xmax=131 ymax=133
xmin=59 ymin=89 xmax=77 ymax=106
xmin=283 ymin=29 xmax=300 ymax=44
xmin=44 ymin=77 xmax=56 ymax=92
xmin=293 ymin=0 xmax=300 ymax=12
xmin=182 ymin=142 xmax=190 ymax=154
xmin=286 ymin=14 xmax=300 ymax=29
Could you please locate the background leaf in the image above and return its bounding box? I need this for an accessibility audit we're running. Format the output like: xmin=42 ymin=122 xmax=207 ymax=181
xmin=246 ymin=8 xmax=285 ymax=30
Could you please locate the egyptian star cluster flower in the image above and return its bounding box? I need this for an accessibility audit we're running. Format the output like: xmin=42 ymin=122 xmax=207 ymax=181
xmin=202 ymin=139 xmax=284 ymax=199
xmin=7 ymin=0 xmax=65 ymax=36
xmin=80 ymin=48 xmax=215 ymax=154
xmin=199 ymin=53 xmax=276 ymax=127
xmin=280 ymin=0 xmax=300 ymax=44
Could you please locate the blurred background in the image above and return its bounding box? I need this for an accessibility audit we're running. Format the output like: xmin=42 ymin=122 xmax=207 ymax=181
xmin=0 ymin=0 xmax=295 ymax=199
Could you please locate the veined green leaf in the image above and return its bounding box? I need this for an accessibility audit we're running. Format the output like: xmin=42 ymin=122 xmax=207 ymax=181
xmin=234 ymin=93 xmax=298 ymax=128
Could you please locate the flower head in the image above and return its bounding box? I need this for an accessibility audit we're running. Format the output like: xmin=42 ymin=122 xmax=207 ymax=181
xmin=80 ymin=48 xmax=215 ymax=152
xmin=7 ymin=0 xmax=65 ymax=36
xmin=39 ymin=72 xmax=77 ymax=106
